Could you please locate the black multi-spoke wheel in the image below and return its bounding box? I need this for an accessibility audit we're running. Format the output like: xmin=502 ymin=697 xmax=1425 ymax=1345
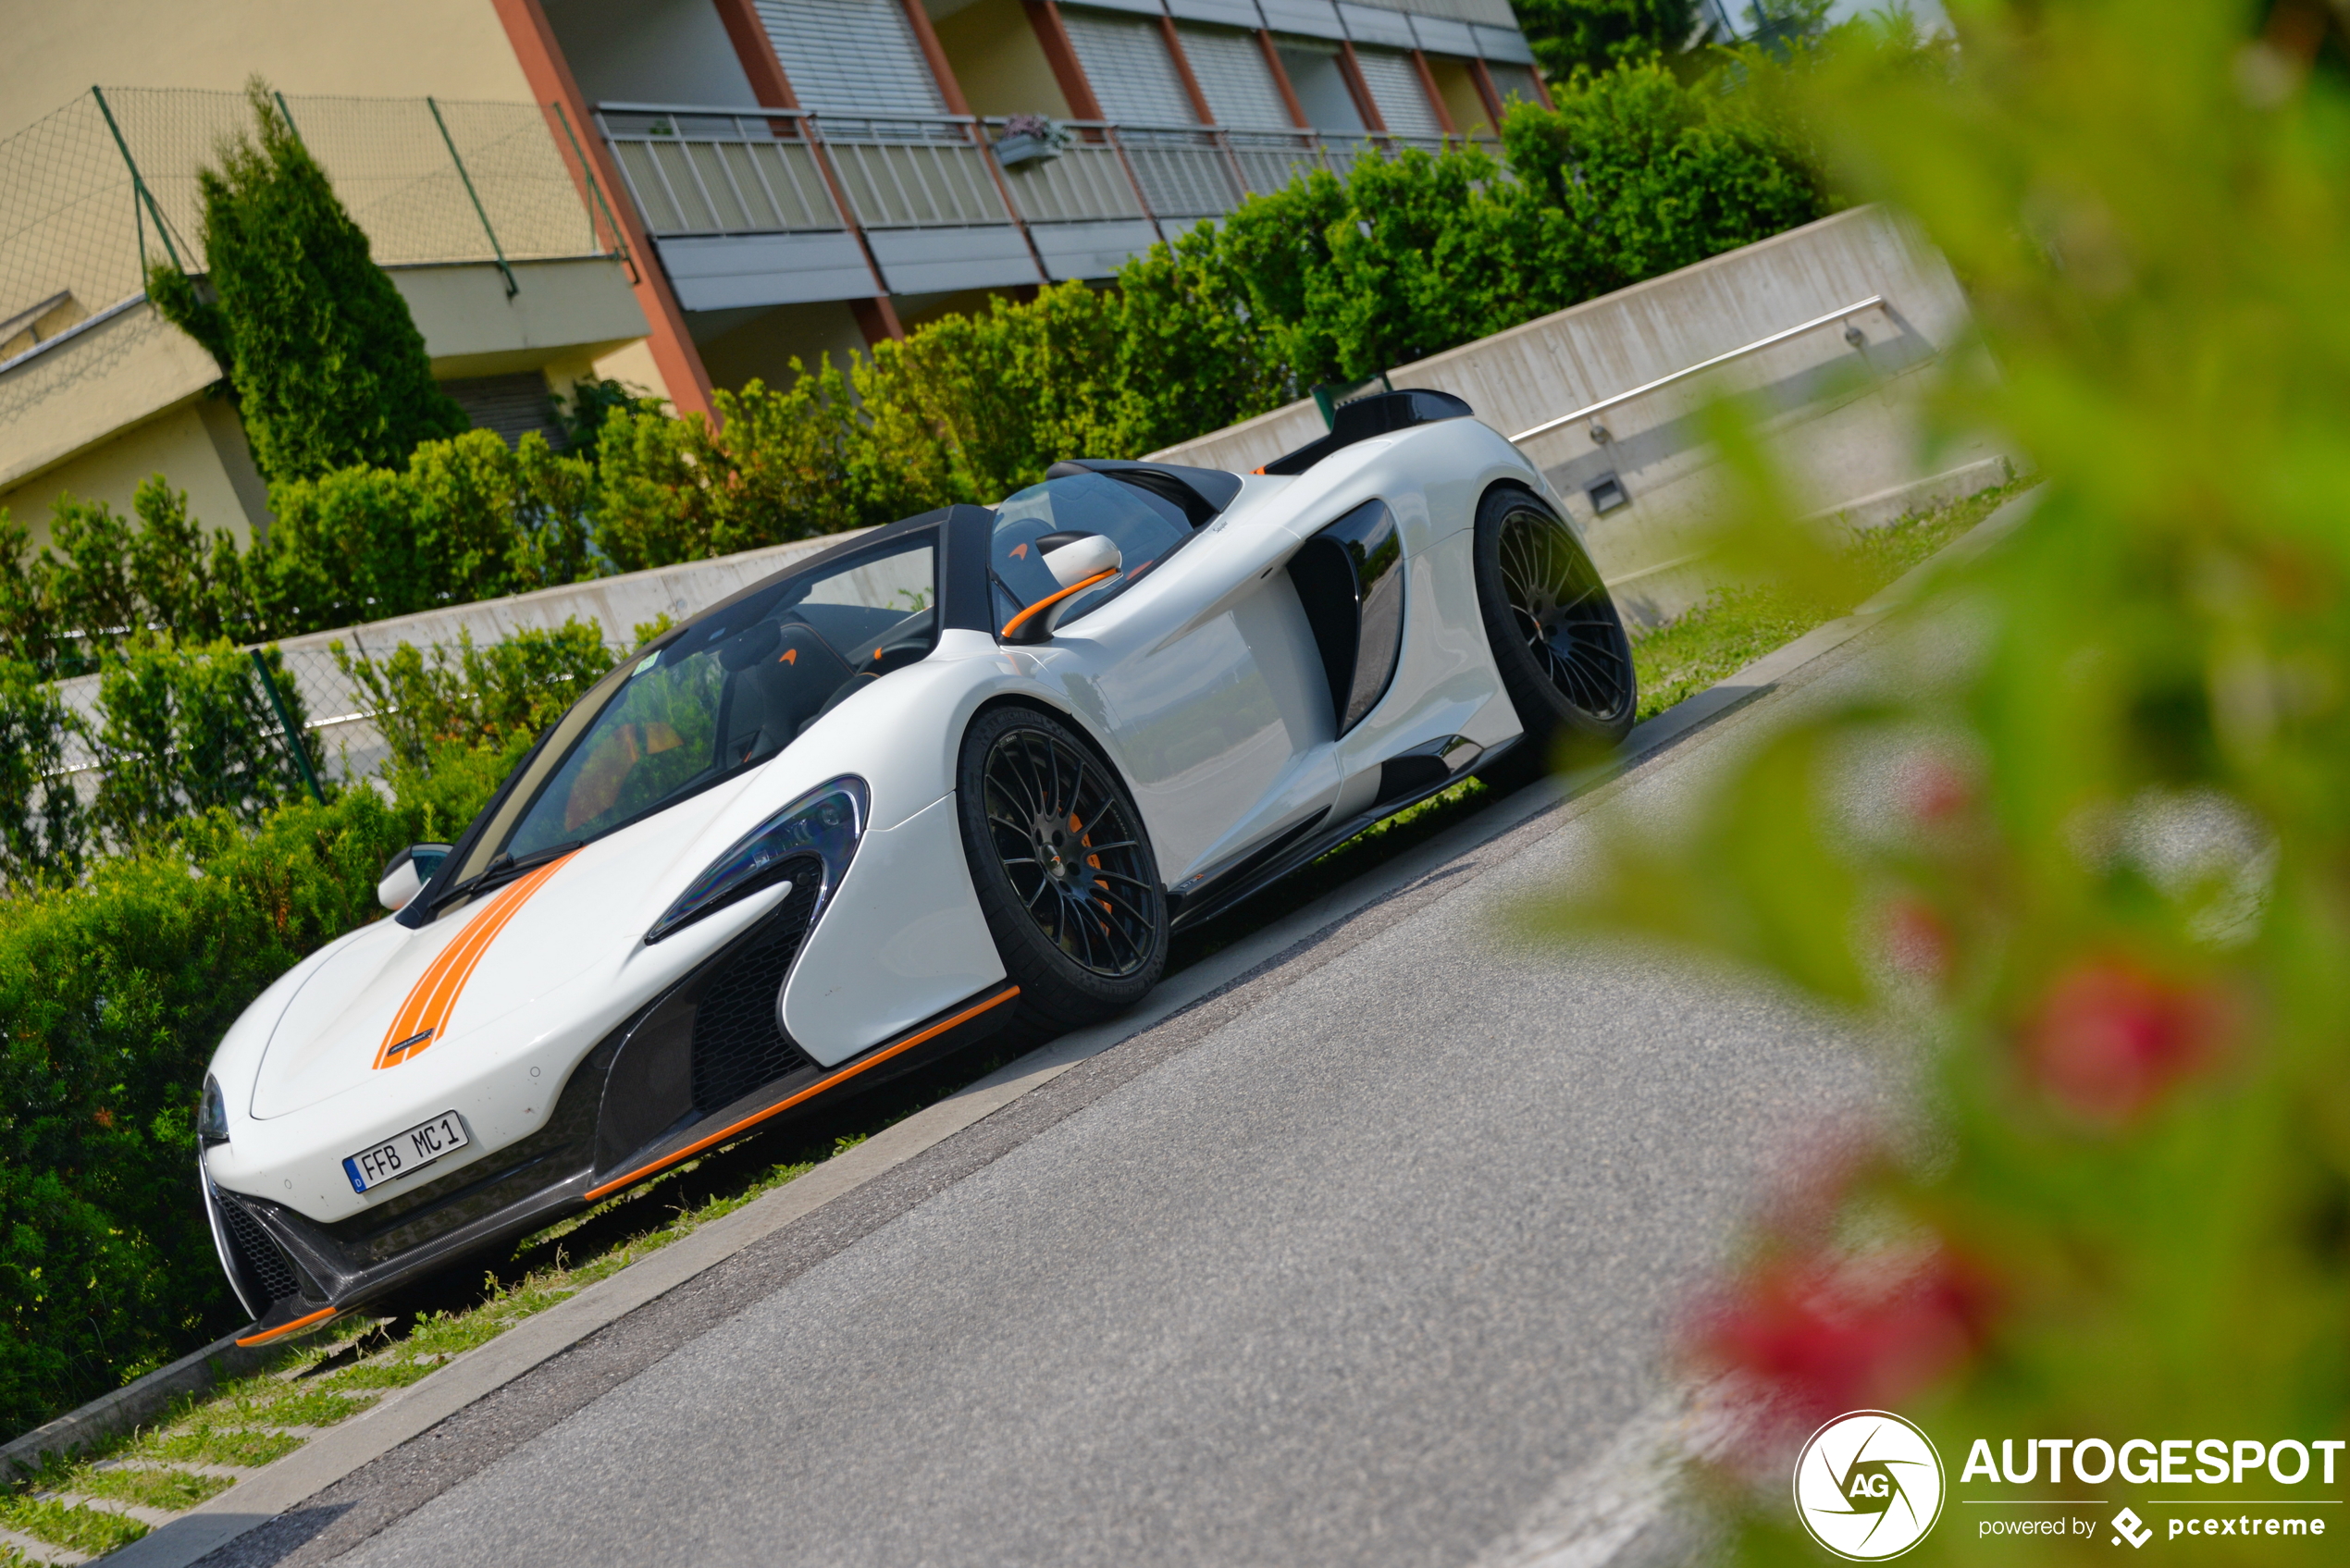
xmin=1472 ymin=488 xmax=1637 ymax=772
xmin=957 ymin=707 xmax=1168 ymax=1031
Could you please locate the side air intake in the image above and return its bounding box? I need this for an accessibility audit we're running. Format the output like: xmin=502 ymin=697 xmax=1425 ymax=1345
xmin=689 ymin=870 xmax=822 ymax=1114
xmin=217 ymin=1191 xmax=303 ymax=1305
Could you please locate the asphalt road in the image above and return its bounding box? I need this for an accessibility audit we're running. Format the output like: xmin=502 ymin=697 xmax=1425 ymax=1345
xmin=216 ymin=625 xmax=1911 ymax=1568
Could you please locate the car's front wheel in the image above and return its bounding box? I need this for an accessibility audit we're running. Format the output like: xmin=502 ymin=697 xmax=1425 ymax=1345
xmin=1471 ymin=487 xmax=1637 ymax=775
xmin=957 ymin=707 xmax=1168 ymax=1034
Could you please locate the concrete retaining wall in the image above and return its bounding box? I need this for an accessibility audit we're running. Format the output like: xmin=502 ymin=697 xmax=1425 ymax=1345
xmin=1147 ymin=204 xmax=2013 ymax=625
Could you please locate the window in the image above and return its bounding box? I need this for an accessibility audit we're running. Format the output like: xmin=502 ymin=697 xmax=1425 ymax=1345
xmin=752 ymin=0 xmax=945 ymax=118
xmin=1484 ymin=63 xmax=1543 ymax=108
xmin=1062 ymin=8 xmax=1203 ymax=127
xmin=989 ymin=472 xmax=1194 ymax=635
xmin=1176 ymin=24 xmax=1293 ymax=130
xmin=501 ymin=532 xmax=937 ymax=861
xmin=1351 ymin=47 xmax=1444 ymax=141
xmin=1270 ymin=36 xmax=1366 ymax=132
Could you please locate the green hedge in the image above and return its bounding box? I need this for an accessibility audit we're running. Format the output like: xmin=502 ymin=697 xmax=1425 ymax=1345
xmin=0 ymin=743 xmax=516 ymax=1437
xmin=0 ymin=622 xmax=613 ymax=1438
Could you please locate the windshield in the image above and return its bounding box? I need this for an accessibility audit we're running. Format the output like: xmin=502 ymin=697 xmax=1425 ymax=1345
xmin=990 ymin=472 xmax=1194 ymax=634
xmin=497 ymin=532 xmax=937 ymax=865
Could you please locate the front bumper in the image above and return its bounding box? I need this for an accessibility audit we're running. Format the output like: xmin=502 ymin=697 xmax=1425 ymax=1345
xmin=209 ymin=869 xmax=1020 ymax=1342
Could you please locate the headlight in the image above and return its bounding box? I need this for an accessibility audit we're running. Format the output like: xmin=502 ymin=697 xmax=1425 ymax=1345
xmin=198 ymin=1074 xmax=229 ymax=1145
xmin=646 ymin=776 xmax=868 ymax=945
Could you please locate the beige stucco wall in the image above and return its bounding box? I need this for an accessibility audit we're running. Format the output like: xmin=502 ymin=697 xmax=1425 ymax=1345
xmin=0 ymin=304 xmax=221 ymax=498
xmin=2 ymin=1 xmax=528 ymax=141
xmin=0 ymin=398 xmax=262 ymax=549
xmin=932 ymin=0 xmax=1072 ymax=120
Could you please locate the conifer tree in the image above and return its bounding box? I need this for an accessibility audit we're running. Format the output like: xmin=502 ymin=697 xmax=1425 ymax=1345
xmin=151 ymin=80 xmax=466 ymax=483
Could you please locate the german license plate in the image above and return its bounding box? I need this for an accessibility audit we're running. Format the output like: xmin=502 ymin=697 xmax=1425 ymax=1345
xmin=343 ymin=1111 xmax=468 ymax=1194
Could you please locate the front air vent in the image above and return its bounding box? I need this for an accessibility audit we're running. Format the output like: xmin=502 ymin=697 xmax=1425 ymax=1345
xmin=690 ymin=867 xmax=822 ymax=1114
xmin=218 ymin=1193 xmax=303 ymax=1305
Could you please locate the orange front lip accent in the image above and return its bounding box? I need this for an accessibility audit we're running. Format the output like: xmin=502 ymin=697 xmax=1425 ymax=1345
xmin=376 ymin=854 xmax=576 ymax=1069
xmin=236 ymin=1305 xmax=337 ymax=1347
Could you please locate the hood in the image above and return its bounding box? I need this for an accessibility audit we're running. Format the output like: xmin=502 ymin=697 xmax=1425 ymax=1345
xmin=249 ymin=796 xmax=728 ymax=1119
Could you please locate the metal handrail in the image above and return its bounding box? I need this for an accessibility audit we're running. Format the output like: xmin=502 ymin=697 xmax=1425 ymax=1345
xmin=1510 ymin=296 xmax=1886 ymax=444
xmin=597 ymin=100 xmax=810 ymax=118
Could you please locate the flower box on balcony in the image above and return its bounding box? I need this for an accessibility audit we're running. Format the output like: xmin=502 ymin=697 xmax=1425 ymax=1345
xmin=994 ymin=131 xmax=1061 ymax=167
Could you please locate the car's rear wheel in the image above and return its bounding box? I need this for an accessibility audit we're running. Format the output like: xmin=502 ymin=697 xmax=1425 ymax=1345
xmin=1472 ymin=488 xmax=1636 ymax=777
xmin=957 ymin=707 xmax=1168 ymax=1032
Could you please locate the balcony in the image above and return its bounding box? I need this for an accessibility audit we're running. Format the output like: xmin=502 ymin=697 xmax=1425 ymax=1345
xmin=595 ymin=103 xmax=1459 ymax=312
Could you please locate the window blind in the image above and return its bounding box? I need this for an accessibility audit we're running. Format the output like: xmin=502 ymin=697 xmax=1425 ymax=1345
xmin=752 ymin=0 xmax=945 ymax=118
xmin=1063 ymin=8 xmax=1204 ymax=127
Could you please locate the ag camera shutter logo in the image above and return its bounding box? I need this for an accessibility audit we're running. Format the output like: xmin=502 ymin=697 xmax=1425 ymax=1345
xmin=1794 ymin=1410 xmax=1947 ymax=1560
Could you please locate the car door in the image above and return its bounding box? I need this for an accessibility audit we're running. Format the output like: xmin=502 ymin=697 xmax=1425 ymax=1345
xmin=988 ymin=473 xmax=1337 ymax=890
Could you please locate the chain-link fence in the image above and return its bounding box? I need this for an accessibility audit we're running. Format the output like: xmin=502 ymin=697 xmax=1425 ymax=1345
xmin=1 ymin=86 xmax=613 ymax=367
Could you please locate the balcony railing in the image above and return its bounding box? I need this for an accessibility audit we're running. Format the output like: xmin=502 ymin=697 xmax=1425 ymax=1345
xmin=599 ymin=108 xmax=843 ymax=237
xmin=597 ymin=102 xmax=1475 ymax=282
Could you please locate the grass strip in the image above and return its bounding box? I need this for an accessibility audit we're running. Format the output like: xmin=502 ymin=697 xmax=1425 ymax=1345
xmin=126 ymin=1424 xmax=304 ymax=1470
xmin=59 ymin=1467 xmax=229 ymax=1512
xmin=0 ymin=1495 xmax=147 ymax=1554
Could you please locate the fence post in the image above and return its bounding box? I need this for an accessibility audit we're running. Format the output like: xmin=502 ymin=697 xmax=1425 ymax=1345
xmin=272 ymin=91 xmax=308 ymax=148
xmin=92 ymin=85 xmax=188 ymax=275
xmin=550 ymin=101 xmax=637 ymax=281
xmin=249 ymin=650 xmax=326 ymax=806
xmin=427 ymin=96 xmax=519 ymax=298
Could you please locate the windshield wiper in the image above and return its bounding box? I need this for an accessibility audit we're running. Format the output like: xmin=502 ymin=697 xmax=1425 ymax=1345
xmin=430 ymin=841 xmax=580 ymax=912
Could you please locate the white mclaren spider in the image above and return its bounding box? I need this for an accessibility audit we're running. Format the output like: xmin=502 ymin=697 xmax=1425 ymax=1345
xmin=198 ymin=390 xmax=1638 ymax=1342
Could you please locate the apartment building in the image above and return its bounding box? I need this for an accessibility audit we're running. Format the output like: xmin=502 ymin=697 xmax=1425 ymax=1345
xmin=0 ymin=0 xmax=1543 ymax=547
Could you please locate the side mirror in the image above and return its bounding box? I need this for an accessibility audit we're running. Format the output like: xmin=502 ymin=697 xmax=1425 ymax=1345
xmin=1003 ymin=532 xmax=1122 ymax=644
xmin=377 ymin=843 xmax=454 ymax=912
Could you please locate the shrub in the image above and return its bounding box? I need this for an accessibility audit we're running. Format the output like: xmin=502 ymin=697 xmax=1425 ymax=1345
xmin=86 ymin=639 xmax=320 ymax=846
xmin=857 ymin=283 xmax=1127 ymax=509
xmin=330 ymin=618 xmax=615 ymax=769
xmin=592 ymin=361 xmax=875 ymax=573
xmin=0 ymin=662 xmax=86 ymax=886
xmin=1548 ymin=6 xmax=2350 ymax=1560
xmin=1498 ymin=59 xmax=1830 ymax=300
xmin=1232 ymin=145 xmax=1579 ymax=386
xmin=0 ymin=740 xmax=516 ymax=1438
xmin=0 ymin=482 xmax=250 ymax=675
xmin=1100 ymin=221 xmax=1287 ymax=455
xmin=247 ymin=430 xmax=595 ymax=636
xmin=1515 ymin=0 xmax=1700 ymax=79
xmin=149 ymin=81 xmax=466 ymax=484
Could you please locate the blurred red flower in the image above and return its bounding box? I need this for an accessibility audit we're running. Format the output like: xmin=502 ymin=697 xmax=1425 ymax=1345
xmin=1689 ymin=1241 xmax=1995 ymax=1429
xmin=2022 ymin=955 xmax=2232 ymax=1123
xmin=1883 ymin=895 xmax=1953 ymax=982
xmin=1899 ymin=753 xmax=1973 ymax=826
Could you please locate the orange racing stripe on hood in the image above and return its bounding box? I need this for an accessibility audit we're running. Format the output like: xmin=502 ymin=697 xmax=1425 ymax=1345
xmin=376 ymin=854 xmax=575 ymax=1069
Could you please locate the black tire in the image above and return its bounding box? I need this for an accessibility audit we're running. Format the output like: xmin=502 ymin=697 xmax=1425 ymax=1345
xmin=1471 ymin=487 xmax=1637 ymax=778
xmin=957 ymin=706 xmax=1168 ymax=1033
